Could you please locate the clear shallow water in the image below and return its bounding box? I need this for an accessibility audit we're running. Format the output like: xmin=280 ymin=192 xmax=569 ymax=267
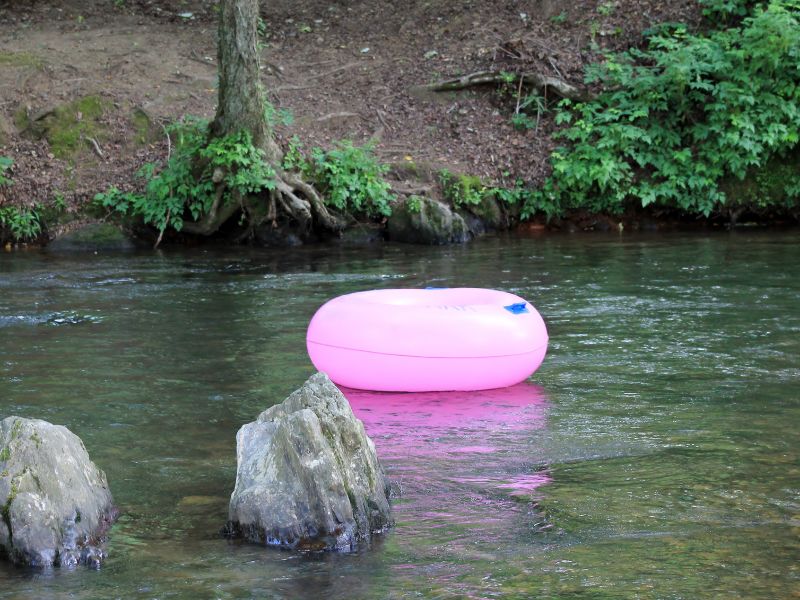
xmin=0 ymin=232 xmax=798 ymax=599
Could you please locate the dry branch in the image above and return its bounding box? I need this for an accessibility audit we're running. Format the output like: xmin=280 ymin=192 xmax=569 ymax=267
xmin=423 ymin=70 xmax=588 ymax=101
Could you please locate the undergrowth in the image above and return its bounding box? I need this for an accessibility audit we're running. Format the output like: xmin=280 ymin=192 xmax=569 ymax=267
xmin=0 ymin=157 xmax=42 ymax=243
xmin=96 ymin=116 xmax=396 ymax=237
xmin=521 ymin=0 xmax=800 ymax=220
xmin=95 ymin=117 xmax=275 ymax=233
xmin=284 ymin=137 xmax=395 ymax=218
xmin=439 ymin=169 xmax=552 ymax=218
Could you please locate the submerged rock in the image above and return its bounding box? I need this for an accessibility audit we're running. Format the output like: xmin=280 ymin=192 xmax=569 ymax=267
xmin=0 ymin=417 xmax=117 ymax=567
xmin=227 ymin=372 xmax=393 ymax=551
xmin=48 ymin=222 xmax=136 ymax=252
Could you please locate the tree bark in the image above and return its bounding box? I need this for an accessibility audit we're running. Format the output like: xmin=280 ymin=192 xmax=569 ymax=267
xmin=210 ymin=0 xmax=281 ymax=162
xmin=184 ymin=0 xmax=342 ymax=238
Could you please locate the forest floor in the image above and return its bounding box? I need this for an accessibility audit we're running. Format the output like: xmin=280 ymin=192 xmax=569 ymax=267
xmin=0 ymin=0 xmax=703 ymax=234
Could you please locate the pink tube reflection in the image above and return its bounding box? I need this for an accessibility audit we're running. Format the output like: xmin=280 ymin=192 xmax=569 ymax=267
xmin=342 ymin=383 xmax=552 ymax=496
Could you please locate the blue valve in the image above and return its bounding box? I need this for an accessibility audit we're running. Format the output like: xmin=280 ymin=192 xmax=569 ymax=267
xmin=504 ymin=302 xmax=529 ymax=314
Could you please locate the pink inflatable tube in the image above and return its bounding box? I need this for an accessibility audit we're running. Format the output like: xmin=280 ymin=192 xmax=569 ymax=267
xmin=306 ymin=288 xmax=548 ymax=392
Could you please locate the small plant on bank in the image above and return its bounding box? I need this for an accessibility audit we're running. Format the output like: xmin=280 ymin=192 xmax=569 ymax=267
xmin=406 ymin=195 xmax=424 ymax=213
xmin=511 ymin=92 xmax=548 ymax=132
xmin=0 ymin=207 xmax=42 ymax=242
xmin=440 ymin=170 xmax=488 ymax=207
xmin=282 ymin=135 xmax=309 ymax=173
xmin=0 ymin=157 xmax=43 ymax=242
xmin=304 ymin=141 xmax=395 ymax=218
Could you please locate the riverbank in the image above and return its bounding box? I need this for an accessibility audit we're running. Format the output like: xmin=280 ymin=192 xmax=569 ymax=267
xmin=1 ymin=0 xmax=797 ymax=247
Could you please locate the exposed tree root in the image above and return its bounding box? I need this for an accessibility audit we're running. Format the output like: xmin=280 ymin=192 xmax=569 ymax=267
xmin=423 ymin=70 xmax=588 ymax=101
xmin=179 ymin=168 xmax=343 ymax=239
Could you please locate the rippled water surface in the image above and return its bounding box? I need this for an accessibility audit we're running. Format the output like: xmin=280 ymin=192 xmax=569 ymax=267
xmin=1 ymin=232 xmax=798 ymax=599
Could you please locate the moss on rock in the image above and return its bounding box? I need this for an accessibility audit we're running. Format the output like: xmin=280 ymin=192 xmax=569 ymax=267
xmin=387 ymin=195 xmax=470 ymax=245
xmin=0 ymin=51 xmax=44 ymax=70
xmin=48 ymin=223 xmax=136 ymax=252
xmin=21 ymin=96 xmax=111 ymax=161
xmin=131 ymin=107 xmax=162 ymax=146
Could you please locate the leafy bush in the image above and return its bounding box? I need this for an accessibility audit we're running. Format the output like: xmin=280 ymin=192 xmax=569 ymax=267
xmin=700 ymin=0 xmax=763 ymax=20
xmin=511 ymin=92 xmax=548 ymax=131
xmin=0 ymin=157 xmax=43 ymax=242
xmin=0 ymin=206 xmax=42 ymax=242
xmin=96 ymin=118 xmax=275 ymax=233
xmin=523 ymin=0 xmax=800 ymax=220
xmin=305 ymin=141 xmax=394 ymax=218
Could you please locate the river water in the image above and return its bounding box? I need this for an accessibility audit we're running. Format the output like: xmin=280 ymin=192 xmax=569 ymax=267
xmin=0 ymin=232 xmax=798 ymax=599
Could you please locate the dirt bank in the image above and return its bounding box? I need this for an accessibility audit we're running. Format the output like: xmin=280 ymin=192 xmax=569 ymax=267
xmin=0 ymin=0 xmax=702 ymax=239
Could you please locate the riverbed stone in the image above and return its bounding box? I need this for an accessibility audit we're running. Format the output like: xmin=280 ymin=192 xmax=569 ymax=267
xmin=48 ymin=222 xmax=136 ymax=252
xmin=387 ymin=196 xmax=470 ymax=244
xmin=459 ymin=194 xmax=508 ymax=235
xmin=227 ymin=372 xmax=393 ymax=551
xmin=0 ymin=417 xmax=117 ymax=567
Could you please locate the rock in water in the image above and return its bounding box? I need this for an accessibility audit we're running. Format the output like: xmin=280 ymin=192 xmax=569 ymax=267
xmin=227 ymin=372 xmax=393 ymax=551
xmin=387 ymin=196 xmax=471 ymax=245
xmin=0 ymin=417 xmax=117 ymax=567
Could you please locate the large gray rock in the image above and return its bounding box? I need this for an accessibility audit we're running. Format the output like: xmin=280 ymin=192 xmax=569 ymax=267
xmin=227 ymin=372 xmax=393 ymax=551
xmin=387 ymin=196 xmax=470 ymax=244
xmin=0 ymin=417 xmax=117 ymax=567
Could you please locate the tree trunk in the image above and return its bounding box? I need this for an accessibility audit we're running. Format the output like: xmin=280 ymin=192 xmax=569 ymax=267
xmin=181 ymin=0 xmax=342 ymax=238
xmin=210 ymin=0 xmax=281 ymax=162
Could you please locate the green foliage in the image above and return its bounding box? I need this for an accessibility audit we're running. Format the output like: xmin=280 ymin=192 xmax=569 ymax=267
xmin=0 ymin=207 xmax=42 ymax=242
xmin=406 ymin=195 xmax=423 ymax=213
xmin=0 ymin=157 xmax=42 ymax=242
xmin=700 ymin=0 xmax=763 ymax=20
xmin=438 ymin=170 xmax=551 ymax=217
xmin=282 ymin=135 xmax=309 ymax=172
xmin=96 ymin=118 xmax=276 ymax=234
xmin=53 ymin=193 xmax=67 ymax=212
xmin=524 ymin=0 xmax=800 ymax=220
xmin=263 ymin=101 xmax=294 ymax=128
xmin=511 ymin=92 xmax=548 ymax=131
xmin=597 ymin=2 xmax=616 ymax=16
xmin=0 ymin=51 xmax=43 ymax=70
xmin=440 ymin=170 xmax=488 ymax=206
xmin=257 ymin=17 xmax=268 ymax=39
xmin=303 ymin=141 xmax=394 ymax=218
xmin=499 ymin=71 xmax=517 ymax=85
xmin=0 ymin=156 xmax=12 ymax=187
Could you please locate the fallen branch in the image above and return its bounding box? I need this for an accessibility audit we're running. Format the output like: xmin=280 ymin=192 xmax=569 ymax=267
xmin=87 ymin=137 xmax=104 ymax=158
xmin=422 ymin=70 xmax=588 ymax=101
xmin=315 ymin=111 xmax=360 ymax=122
xmin=162 ymin=124 xmax=172 ymax=160
xmin=275 ymin=61 xmax=366 ymax=91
